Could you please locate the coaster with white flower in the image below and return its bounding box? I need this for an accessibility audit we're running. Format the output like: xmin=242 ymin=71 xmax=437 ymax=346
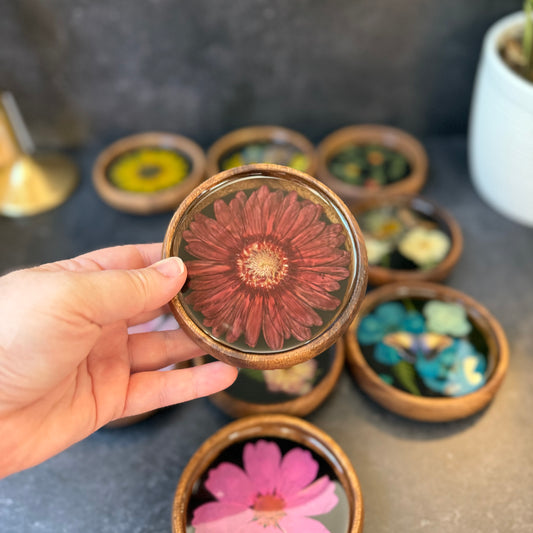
xmin=163 ymin=163 xmax=368 ymax=370
xmin=92 ymin=132 xmax=206 ymax=214
xmin=172 ymin=414 xmax=364 ymax=533
xmin=345 ymin=282 xmax=509 ymax=421
xmin=351 ymin=195 xmax=463 ymax=286
xmin=195 ymin=341 xmax=345 ymax=418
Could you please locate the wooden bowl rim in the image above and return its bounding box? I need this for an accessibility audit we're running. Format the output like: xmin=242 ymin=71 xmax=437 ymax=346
xmin=172 ymin=413 xmax=364 ymax=533
xmin=92 ymin=131 xmax=206 ymax=214
xmin=351 ymin=194 xmax=463 ymax=285
xmin=344 ymin=281 xmax=509 ymax=422
xmin=205 ymin=125 xmax=318 ymax=178
xmin=200 ymin=340 xmax=345 ymax=418
xmin=163 ymin=163 xmax=368 ymax=370
xmin=316 ymin=124 xmax=428 ymax=202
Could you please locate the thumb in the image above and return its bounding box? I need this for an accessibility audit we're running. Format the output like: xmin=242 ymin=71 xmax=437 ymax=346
xmin=73 ymin=257 xmax=186 ymax=325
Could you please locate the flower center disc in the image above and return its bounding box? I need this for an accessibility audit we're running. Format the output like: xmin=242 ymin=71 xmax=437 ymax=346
xmin=253 ymin=493 xmax=286 ymax=527
xmin=237 ymin=241 xmax=289 ymax=290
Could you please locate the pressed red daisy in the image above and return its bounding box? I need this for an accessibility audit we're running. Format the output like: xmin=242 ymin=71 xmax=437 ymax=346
xmin=182 ymin=184 xmax=350 ymax=351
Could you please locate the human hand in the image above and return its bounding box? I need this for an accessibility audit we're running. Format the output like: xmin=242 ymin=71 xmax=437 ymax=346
xmin=0 ymin=243 xmax=238 ymax=478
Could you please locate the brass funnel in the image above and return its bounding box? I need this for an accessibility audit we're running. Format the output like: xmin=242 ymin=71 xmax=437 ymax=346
xmin=0 ymin=92 xmax=78 ymax=217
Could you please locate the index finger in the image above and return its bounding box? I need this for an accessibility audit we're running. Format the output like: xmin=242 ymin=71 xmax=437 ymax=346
xmin=43 ymin=243 xmax=165 ymax=273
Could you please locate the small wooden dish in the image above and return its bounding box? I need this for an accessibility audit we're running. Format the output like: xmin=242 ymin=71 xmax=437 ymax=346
xmin=316 ymin=125 xmax=428 ymax=204
xmin=163 ymin=163 xmax=367 ymax=370
xmin=92 ymin=132 xmax=206 ymax=214
xmin=345 ymin=281 xmax=509 ymax=422
xmin=197 ymin=340 xmax=345 ymax=418
xmin=205 ymin=125 xmax=317 ymax=178
xmin=351 ymin=194 xmax=463 ymax=286
xmin=172 ymin=414 xmax=364 ymax=533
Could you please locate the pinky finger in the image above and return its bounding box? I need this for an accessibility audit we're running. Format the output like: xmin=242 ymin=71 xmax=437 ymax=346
xmin=119 ymin=362 xmax=238 ymax=418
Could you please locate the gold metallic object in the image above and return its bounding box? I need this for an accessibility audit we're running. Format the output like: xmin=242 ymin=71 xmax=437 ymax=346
xmin=0 ymin=92 xmax=78 ymax=217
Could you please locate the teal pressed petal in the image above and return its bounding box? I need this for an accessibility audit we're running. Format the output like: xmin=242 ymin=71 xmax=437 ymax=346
xmin=374 ymin=302 xmax=407 ymax=328
xmin=420 ymin=376 xmax=448 ymax=394
xmin=357 ymin=315 xmax=385 ymax=345
xmin=415 ymin=356 xmax=443 ymax=379
xmin=427 ymin=339 xmax=487 ymax=397
xmin=374 ymin=342 xmax=402 ymax=366
xmin=423 ymin=300 xmax=472 ymax=337
xmin=401 ymin=311 xmax=426 ymax=334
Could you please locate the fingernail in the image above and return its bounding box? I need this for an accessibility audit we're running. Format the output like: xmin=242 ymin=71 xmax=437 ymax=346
xmin=153 ymin=257 xmax=185 ymax=278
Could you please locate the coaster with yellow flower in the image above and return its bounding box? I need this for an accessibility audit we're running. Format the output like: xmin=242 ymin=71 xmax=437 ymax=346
xmin=351 ymin=194 xmax=463 ymax=286
xmin=195 ymin=340 xmax=345 ymax=418
xmin=345 ymin=281 xmax=509 ymax=421
xmin=172 ymin=414 xmax=364 ymax=533
xmin=163 ymin=163 xmax=368 ymax=370
xmin=92 ymin=132 xmax=206 ymax=214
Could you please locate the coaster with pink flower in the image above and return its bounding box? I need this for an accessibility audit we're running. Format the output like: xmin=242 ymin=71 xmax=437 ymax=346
xmin=351 ymin=195 xmax=463 ymax=286
xmin=163 ymin=163 xmax=368 ymax=370
xmin=345 ymin=281 xmax=509 ymax=421
xmin=195 ymin=340 xmax=345 ymax=418
xmin=172 ymin=414 xmax=364 ymax=533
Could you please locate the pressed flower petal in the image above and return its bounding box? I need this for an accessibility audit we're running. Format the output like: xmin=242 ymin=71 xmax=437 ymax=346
xmin=290 ymin=219 xmax=326 ymax=249
xmin=243 ymin=440 xmax=281 ymax=495
xmin=214 ymin=198 xmax=243 ymax=235
xmin=225 ymin=293 xmax=250 ymax=343
xmin=185 ymin=240 xmax=231 ymax=262
xmin=299 ymin=265 xmax=351 ymax=280
xmin=278 ymin=514 xmax=332 ymax=533
xmin=272 ymin=192 xmax=301 ymax=240
xmin=186 ymin=261 xmax=233 ymax=276
xmin=204 ymin=462 xmax=255 ymax=505
xmin=263 ymin=302 xmax=284 ymax=350
xmin=285 ymin=475 xmax=338 ymax=516
xmin=279 ymin=290 xmax=323 ymax=327
xmin=245 ymin=295 xmax=263 ymax=347
xmin=281 ymin=203 xmax=322 ymax=242
xmin=277 ymin=447 xmax=319 ymax=497
xmin=191 ymin=502 xmax=254 ymax=531
xmin=297 ymin=270 xmax=341 ymax=292
xmin=294 ymin=284 xmax=341 ymax=311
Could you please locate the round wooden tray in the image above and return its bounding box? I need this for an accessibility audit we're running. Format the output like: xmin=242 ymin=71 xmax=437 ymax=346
xmin=172 ymin=414 xmax=364 ymax=533
xmin=345 ymin=281 xmax=509 ymax=422
xmin=199 ymin=340 xmax=345 ymax=418
xmin=92 ymin=132 xmax=206 ymax=214
xmin=163 ymin=163 xmax=368 ymax=370
xmin=351 ymin=194 xmax=463 ymax=286
xmin=316 ymin=124 xmax=428 ymax=204
xmin=205 ymin=125 xmax=317 ymax=178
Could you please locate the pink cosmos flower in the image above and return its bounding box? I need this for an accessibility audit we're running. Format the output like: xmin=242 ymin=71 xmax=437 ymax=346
xmin=191 ymin=439 xmax=338 ymax=532
xmin=183 ymin=185 xmax=350 ymax=351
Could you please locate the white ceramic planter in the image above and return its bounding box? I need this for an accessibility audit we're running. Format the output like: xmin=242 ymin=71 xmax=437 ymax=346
xmin=468 ymin=11 xmax=533 ymax=226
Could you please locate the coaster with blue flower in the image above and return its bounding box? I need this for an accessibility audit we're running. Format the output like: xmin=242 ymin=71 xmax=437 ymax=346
xmin=345 ymin=281 xmax=509 ymax=421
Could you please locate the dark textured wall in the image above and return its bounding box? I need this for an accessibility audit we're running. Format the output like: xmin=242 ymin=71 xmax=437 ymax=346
xmin=0 ymin=0 xmax=520 ymax=148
